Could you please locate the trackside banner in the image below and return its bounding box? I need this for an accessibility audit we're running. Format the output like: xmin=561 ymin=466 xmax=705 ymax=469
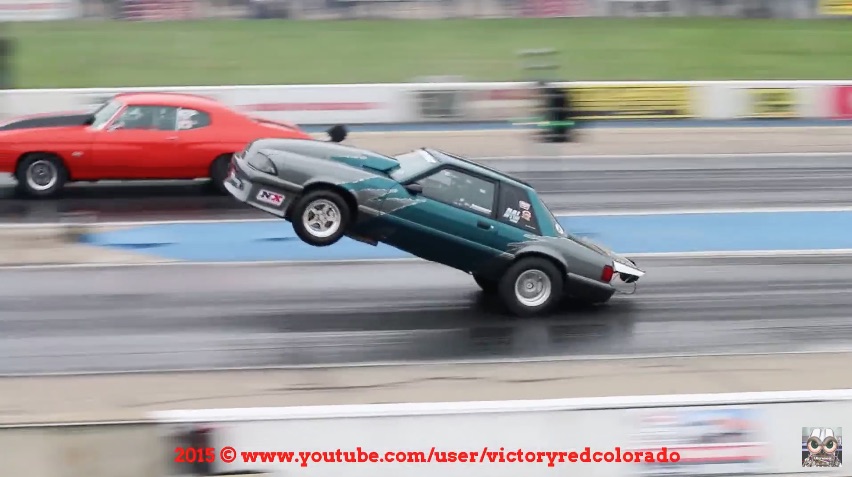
xmin=0 ymin=0 xmax=80 ymax=21
xmin=564 ymin=84 xmax=694 ymax=119
xmin=149 ymin=390 xmax=852 ymax=477
xmin=0 ymin=80 xmax=849 ymax=125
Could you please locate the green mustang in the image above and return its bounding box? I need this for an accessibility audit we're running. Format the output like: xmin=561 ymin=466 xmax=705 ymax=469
xmin=223 ymin=134 xmax=645 ymax=316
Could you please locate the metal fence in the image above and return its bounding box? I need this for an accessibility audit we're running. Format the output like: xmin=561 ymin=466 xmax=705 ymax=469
xmin=3 ymin=0 xmax=847 ymax=21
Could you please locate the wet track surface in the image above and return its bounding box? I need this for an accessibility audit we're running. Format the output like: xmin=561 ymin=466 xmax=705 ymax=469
xmin=3 ymin=154 xmax=852 ymax=222
xmin=3 ymin=256 xmax=852 ymax=375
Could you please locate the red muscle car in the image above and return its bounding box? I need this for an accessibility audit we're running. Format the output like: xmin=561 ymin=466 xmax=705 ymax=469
xmin=0 ymin=92 xmax=315 ymax=198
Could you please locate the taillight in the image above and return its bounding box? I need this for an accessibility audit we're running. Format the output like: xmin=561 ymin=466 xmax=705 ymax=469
xmin=601 ymin=264 xmax=614 ymax=283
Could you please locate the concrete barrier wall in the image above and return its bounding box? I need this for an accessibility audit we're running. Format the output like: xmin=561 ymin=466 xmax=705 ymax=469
xmin=2 ymin=80 xmax=852 ymax=125
xmin=3 ymin=389 xmax=850 ymax=477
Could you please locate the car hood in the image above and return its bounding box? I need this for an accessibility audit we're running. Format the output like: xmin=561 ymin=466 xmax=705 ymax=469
xmin=0 ymin=112 xmax=91 ymax=131
xmin=566 ymin=233 xmax=646 ymax=279
xmin=327 ymin=153 xmax=399 ymax=174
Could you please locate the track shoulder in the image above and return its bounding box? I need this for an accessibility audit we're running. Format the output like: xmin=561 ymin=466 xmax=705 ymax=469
xmin=2 ymin=352 xmax=850 ymax=425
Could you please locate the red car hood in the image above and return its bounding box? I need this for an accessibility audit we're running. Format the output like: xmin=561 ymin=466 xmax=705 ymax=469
xmin=0 ymin=110 xmax=91 ymax=131
xmin=251 ymin=116 xmax=310 ymax=137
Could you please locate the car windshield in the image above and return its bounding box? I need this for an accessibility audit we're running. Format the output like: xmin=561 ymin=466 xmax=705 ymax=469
xmin=89 ymin=99 xmax=124 ymax=129
xmin=389 ymin=149 xmax=440 ymax=181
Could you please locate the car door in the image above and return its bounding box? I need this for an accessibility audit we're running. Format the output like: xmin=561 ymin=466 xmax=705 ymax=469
xmin=91 ymin=104 xmax=180 ymax=179
xmin=381 ymin=167 xmax=502 ymax=273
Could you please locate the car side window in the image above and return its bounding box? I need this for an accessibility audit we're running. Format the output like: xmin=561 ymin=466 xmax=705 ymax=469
xmin=497 ymin=183 xmax=541 ymax=234
xmin=419 ymin=168 xmax=496 ymax=216
xmin=112 ymin=105 xmax=178 ymax=131
xmin=177 ymin=108 xmax=211 ymax=130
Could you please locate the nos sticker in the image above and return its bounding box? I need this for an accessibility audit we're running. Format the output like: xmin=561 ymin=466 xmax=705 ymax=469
xmin=503 ymin=207 xmax=521 ymax=223
xmin=256 ymin=189 xmax=285 ymax=206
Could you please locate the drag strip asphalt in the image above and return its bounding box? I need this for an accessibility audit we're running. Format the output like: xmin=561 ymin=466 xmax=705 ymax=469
xmin=3 ymin=153 xmax=852 ymax=223
xmin=3 ymin=255 xmax=852 ymax=375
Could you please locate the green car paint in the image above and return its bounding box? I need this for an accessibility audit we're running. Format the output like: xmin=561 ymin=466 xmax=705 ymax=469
xmin=225 ymin=138 xmax=645 ymax=298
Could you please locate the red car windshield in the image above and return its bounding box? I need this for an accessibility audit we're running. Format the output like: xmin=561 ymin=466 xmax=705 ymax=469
xmin=90 ymin=99 xmax=124 ymax=129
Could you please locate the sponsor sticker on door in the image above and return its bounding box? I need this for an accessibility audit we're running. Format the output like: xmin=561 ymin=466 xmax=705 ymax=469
xmin=256 ymin=189 xmax=284 ymax=206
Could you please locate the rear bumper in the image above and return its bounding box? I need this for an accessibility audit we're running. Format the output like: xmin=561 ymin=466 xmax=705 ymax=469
xmin=566 ymin=272 xmax=616 ymax=303
xmin=223 ymin=157 xmax=300 ymax=218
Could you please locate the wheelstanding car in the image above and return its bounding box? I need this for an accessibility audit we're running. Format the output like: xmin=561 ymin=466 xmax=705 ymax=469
xmin=223 ymin=139 xmax=645 ymax=317
xmin=0 ymin=92 xmax=313 ymax=198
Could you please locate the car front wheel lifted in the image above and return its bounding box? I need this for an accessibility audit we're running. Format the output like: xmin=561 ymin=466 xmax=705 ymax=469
xmin=498 ymin=257 xmax=564 ymax=317
xmin=290 ymin=189 xmax=351 ymax=247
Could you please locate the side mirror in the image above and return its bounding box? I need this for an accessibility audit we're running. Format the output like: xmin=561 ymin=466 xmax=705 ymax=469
xmin=404 ymin=183 xmax=423 ymax=195
xmin=327 ymin=124 xmax=348 ymax=143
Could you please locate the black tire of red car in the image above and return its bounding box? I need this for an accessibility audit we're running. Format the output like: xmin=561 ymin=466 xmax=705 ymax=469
xmin=15 ymin=153 xmax=68 ymax=199
xmin=207 ymin=154 xmax=232 ymax=194
xmin=497 ymin=257 xmax=564 ymax=317
xmin=473 ymin=274 xmax=498 ymax=294
xmin=290 ymin=189 xmax=352 ymax=247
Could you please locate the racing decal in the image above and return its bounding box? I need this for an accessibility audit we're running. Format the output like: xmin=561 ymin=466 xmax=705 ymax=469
xmin=519 ymin=200 xmax=530 ymax=210
xmin=503 ymin=207 xmax=521 ymax=223
xmin=381 ymin=197 xmax=425 ymax=213
xmin=521 ymin=210 xmax=532 ymax=222
xmin=256 ymin=189 xmax=285 ymax=206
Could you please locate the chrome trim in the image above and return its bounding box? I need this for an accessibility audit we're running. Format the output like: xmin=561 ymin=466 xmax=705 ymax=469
xmin=613 ymin=260 xmax=645 ymax=278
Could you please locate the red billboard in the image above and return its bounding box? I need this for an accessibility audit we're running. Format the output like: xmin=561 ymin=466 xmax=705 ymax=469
xmin=831 ymin=85 xmax=852 ymax=119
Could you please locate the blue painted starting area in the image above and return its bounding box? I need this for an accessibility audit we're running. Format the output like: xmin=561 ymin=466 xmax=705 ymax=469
xmin=81 ymin=211 xmax=852 ymax=262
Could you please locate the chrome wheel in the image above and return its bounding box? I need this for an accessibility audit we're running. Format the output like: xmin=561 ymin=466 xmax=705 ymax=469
xmin=514 ymin=269 xmax=552 ymax=307
xmin=301 ymin=199 xmax=342 ymax=238
xmin=26 ymin=160 xmax=58 ymax=192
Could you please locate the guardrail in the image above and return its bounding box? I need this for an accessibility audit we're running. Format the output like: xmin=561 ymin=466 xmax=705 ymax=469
xmin=2 ymin=389 xmax=849 ymax=477
xmin=3 ymin=80 xmax=851 ymax=126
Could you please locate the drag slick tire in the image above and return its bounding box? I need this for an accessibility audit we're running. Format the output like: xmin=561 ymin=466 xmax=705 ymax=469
xmin=16 ymin=153 xmax=68 ymax=198
xmin=290 ymin=189 xmax=351 ymax=247
xmin=497 ymin=257 xmax=564 ymax=317
xmin=207 ymin=154 xmax=233 ymax=195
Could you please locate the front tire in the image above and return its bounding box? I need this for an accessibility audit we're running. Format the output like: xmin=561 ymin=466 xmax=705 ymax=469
xmin=16 ymin=153 xmax=68 ymax=198
xmin=497 ymin=257 xmax=564 ymax=317
xmin=290 ymin=189 xmax=351 ymax=247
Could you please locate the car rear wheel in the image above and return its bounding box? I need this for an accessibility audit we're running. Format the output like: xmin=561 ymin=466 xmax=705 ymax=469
xmin=291 ymin=189 xmax=351 ymax=247
xmin=498 ymin=257 xmax=564 ymax=317
xmin=473 ymin=274 xmax=498 ymax=294
xmin=207 ymin=154 xmax=232 ymax=194
xmin=16 ymin=153 xmax=68 ymax=198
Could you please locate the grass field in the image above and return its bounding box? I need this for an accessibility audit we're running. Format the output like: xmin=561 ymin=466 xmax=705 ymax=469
xmin=7 ymin=18 xmax=852 ymax=88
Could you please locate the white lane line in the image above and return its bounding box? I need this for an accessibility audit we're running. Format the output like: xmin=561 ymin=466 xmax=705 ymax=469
xmin=4 ymin=205 xmax=852 ymax=228
xmin=477 ymin=151 xmax=852 ymax=160
xmin=1 ymin=348 xmax=849 ymax=379
xmin=3 ymin=249 xmax=852 ymax=271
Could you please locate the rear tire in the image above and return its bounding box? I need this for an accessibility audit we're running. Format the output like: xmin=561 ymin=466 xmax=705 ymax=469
xmin=290 ymin=189 xmax=352 ymax=247
xmin=15 ymin=153 xmax=67 ymax=198
xmin=207 ymin=154 xmax=232 ymax=194
xmin=497 ymin=257 xmax=564 ymax=317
